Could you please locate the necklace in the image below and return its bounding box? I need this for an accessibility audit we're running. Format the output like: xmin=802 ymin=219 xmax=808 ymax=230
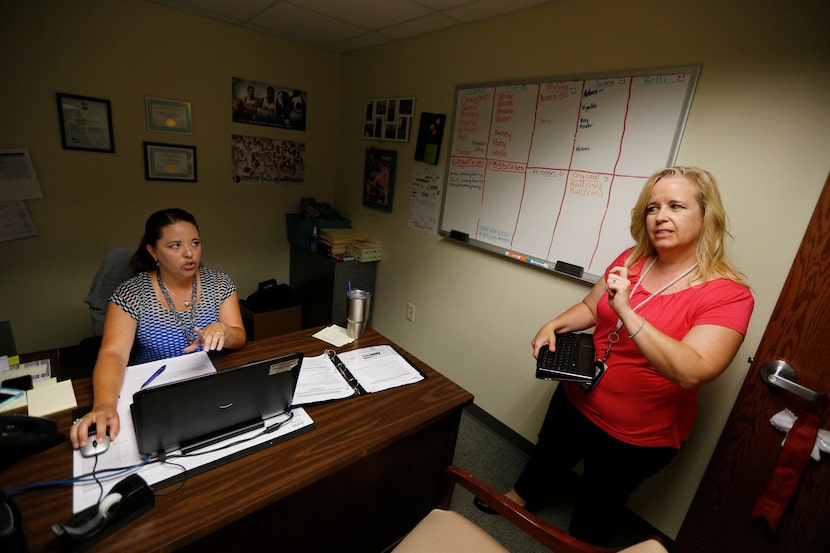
xmin=587 ymin=258 xmax=698 ymax=391
xmin=156 ymin=272 xmax=198 ymax=344
xmin=164 ymin=281 xmax=193 ymax=307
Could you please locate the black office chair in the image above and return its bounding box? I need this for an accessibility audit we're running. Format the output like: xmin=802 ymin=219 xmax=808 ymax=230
xmin=60 ymin=247 xmax=134 ymax=380
xmin=83 ymin=246 xmax=134 ymax=336
xmin=391 ymin=466 xmax=669 ymax=553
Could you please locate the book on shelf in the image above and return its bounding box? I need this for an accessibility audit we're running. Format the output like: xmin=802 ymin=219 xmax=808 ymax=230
xmin=318 ymin=227 xmax=365 ymax=245
xmin=318 ymin=227 xmax=368 ymax=256
xmin=291 ymin=345 xmax=425 ymax=406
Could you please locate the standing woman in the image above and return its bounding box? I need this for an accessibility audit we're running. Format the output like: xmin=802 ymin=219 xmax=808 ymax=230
xmin=475 ymin=167 xmax=754 ymax=546
xmin=70 ymin=208 xmax=246 ymax=449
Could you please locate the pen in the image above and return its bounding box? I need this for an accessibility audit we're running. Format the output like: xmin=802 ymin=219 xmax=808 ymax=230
xmin=141 ymin=365 xmax=166 ymax=389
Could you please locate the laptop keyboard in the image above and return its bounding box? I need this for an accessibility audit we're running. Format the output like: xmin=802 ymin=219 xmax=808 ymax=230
xmin=538 ymin=333 xmax=580 ymax=370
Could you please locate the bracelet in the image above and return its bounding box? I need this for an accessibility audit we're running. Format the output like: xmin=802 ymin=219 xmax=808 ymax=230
xmin=628 ymin=318 xmax=647 ymax=339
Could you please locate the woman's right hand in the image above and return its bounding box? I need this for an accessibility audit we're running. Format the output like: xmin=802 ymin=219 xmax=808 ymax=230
xmin=70 ymin=405 xmax=121 ymax=449
xmin=531 ymin=320 xmax=561 ymax=359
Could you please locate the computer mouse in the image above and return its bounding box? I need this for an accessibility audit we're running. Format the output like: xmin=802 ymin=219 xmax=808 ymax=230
xmin=79 ymin=426 xmax=110 ymax=458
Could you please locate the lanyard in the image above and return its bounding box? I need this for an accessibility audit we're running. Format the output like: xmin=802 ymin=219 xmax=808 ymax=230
xmin=596 ymin=258 xmax=698 ymax=364
xmin=157 ymin=272 xmax=199 ymax=344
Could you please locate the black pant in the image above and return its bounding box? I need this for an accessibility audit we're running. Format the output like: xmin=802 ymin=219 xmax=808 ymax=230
xmin=513 ymin=385 xmax=678 ymax=546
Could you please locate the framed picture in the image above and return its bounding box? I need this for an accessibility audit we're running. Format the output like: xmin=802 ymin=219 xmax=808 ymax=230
xmin=145 ymin=97 xmax=192 ymax=133
xmin=232 ymin=77 xmax=307 ymax=131
xmin=364 ymin=97 xmax=415 ymax=141
xmin=231 ymin=134 xmax=305 ymax=185
xmin=56 ymin=92 xmax=114 ymax=152
xmin=363 ymin=148 xmax=396 ymax=212
xmin=143 ymin=142 xmax=197 ymax=182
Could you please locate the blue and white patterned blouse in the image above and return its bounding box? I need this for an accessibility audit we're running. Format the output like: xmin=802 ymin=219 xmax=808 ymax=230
xmin=110 ymin=267 xmax=236 ymax=364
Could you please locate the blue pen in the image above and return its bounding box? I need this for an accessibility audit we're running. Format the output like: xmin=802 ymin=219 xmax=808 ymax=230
xmin=141 ymin=365 xmax=166 ymax=389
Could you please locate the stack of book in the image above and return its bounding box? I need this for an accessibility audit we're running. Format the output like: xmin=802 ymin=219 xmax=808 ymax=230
xmin=318 ymin=228 xmax=366 ymax=255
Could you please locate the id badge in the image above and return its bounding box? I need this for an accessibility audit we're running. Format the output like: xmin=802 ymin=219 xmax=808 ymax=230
xmin=580 ymin=360 xmax=607 ymax=392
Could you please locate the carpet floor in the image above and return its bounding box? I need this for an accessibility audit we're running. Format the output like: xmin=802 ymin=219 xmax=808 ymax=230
xmin=449 ymin=405 xmax=670 ymax=552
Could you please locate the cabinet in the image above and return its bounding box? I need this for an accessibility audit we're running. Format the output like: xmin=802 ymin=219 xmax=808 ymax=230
xmin=289 ymin=245 xmax=378 ymax=329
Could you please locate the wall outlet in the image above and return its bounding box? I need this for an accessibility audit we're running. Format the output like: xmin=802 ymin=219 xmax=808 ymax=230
xmin=405 ymin=303 xmax=416 ymax=322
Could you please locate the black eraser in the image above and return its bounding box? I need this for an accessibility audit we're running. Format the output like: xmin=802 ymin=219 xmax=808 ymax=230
xmin=555 ymin=260 xmax=584 ymax=278
xmin=449 ymin=230 xmax=469 ymax=242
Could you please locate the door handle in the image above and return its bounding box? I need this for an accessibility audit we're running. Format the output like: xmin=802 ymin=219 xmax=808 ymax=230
xmin=760 ymin=359 xmax=822 ymax=402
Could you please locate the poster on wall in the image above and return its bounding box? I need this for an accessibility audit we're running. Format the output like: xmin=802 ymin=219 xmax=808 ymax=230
xmin=232 ymin=77 xmax=307 ymax=131
xmin=364 ymin=97 xmax=415 ymax=141
xmin=409 ymin=165 xmax=442 ymax=233
xmin=363 ymin=148 xmax=396 ymax=211
xmin=231 ymin=135 xmax=305 ymax=185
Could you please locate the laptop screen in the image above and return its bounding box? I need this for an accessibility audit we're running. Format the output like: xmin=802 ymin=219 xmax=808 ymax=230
xmin=131 ymin=352 xmax=303 ymax=456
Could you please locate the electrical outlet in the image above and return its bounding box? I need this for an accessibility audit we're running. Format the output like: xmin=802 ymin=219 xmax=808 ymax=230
xmin=406 ymin=303 xmax=416 ymax=322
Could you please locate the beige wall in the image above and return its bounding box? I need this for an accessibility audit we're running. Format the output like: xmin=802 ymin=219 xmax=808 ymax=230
xmin=0 ymin=0 xmax=341 ymax=351
xmin=2 ymin=0 xmax=829 ymax=540
xmin=334 ymin=0 xmax=830 ymax=538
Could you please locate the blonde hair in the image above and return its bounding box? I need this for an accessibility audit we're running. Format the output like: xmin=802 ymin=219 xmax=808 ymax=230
xmin=626 ymin=166 xmax=748 ymax=286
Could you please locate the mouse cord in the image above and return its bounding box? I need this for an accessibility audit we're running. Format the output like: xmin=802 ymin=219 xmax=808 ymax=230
xmin=91 ymin=455 xmax=104 ymax=505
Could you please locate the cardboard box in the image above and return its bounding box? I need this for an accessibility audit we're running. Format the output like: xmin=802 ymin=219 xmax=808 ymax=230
xmin=286 ymin=214 xmax=350 ymax=249
xmin=249 ymin=305 xmax=302 ymax=341
xmin=347 ymin=242 xmax=383 ymax=262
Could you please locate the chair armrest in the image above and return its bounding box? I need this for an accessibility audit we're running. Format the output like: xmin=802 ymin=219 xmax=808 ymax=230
xmin=440 ymin=466 xmax=667 ymax=553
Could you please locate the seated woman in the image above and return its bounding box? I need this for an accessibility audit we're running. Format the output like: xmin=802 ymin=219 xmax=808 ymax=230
xmin=70 ymin=208 xmax=246 ymax=449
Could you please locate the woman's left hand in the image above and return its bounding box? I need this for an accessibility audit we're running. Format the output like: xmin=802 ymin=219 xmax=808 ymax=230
xmin=186 ymin=323 xmax=227 ymax=353
xmin=606 ymin=266 xmax=633 ymax=314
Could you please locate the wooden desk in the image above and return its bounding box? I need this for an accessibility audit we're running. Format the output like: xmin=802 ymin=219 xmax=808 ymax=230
xmin=0 ymin=328 xmax=474 ymax=552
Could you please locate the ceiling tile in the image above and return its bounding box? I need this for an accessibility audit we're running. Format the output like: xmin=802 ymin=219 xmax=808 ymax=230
xmin=332 ymin=31 xmax=395 ymax=53
xmin=446 ymin=0 xmax=553 ymax=23
xmin=150 ymin=0 xmax=277 ymax=21
xmin=381 ymin=13 xmax=458 ymax=40
xmin=289 ymin=0 xmax=432 ymax=29
xmin=252 ymin=2 xmax=366 ymax=44
xmin=145 ymin=0 xmax=557 ymax=53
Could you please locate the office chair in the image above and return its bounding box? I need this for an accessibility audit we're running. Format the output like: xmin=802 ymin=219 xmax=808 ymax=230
xmin=391 ymin=466 xmax=668 ymax=553
xmin=59 ymin=247 xmax=134 ymax=380
xmin=83 ymin=246 xmax=135 ymax=336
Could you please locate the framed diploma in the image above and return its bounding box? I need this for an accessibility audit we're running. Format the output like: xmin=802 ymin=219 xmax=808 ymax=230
xmin=143 ymin=142 xmax=197 ymax=182
xmin=145 ymin=97 xmax=193 ymax=134
xmin=56 ymin=92 xmax=115 ymax=152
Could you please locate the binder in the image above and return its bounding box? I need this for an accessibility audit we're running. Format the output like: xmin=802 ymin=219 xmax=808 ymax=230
xmin=292 ymin=345 xmax=426 ymax=406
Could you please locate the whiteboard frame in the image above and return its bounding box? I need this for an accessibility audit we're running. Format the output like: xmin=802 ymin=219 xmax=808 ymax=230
xmin=438 ymin=65 xmax=701 ymax=285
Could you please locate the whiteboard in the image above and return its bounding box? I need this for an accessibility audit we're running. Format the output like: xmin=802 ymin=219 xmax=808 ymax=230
xmin=439 ymin=66 xmax=700 ymax=282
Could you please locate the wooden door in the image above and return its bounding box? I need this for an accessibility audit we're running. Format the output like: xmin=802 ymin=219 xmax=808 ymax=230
xmin=675 ymin=172 xmax=830 ymax=552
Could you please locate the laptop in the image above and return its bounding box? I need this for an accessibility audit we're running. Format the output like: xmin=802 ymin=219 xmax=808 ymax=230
xmin=535 ymin=332 xmax=596 ymax=384
xmin=131 ymin=352 xmax=303 ymax=456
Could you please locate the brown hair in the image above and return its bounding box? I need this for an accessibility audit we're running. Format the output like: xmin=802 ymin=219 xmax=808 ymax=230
xmin=130 ymin=208 xmax=199 ymax=273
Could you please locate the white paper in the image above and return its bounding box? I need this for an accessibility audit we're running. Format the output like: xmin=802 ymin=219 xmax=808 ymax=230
xmin=408 ymin=165 xmax=442 ymax=233
xmin=26 ymin=379 xmax=77 ymax=416
xmin=292 ymin=352 xmax=355 ymax=405
xmin=72 ymin=351 xmax=315 ymax=512
xmin=0 ymin=358 xmax=52 ymax=383
xmin=72 ymin=408 xmax=314 ymax=512
xmin=122 ymin=351 xmax=217 ymax=398
xmin=337 ymin=345 xmax=424 ymax=393
xmin=0 ymin=200 xmax=38 ymax=242
xmin=312 ymin=324 xmax=354 ymax=346
xmin=0 ymin=148 xmax=42 ymax=200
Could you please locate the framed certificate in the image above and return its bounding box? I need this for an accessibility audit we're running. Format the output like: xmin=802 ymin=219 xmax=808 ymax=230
xmin=56 ymin=92 xmax=115 ymax=152
xmin=143 ymin=142 xmax=197 ymax=182
xmin=145 ymin=97 xmax=192 ymax=134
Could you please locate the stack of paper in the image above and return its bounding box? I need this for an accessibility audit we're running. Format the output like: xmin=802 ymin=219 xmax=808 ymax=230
xmin=318 ymin=228 xmax=366 ymax=255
